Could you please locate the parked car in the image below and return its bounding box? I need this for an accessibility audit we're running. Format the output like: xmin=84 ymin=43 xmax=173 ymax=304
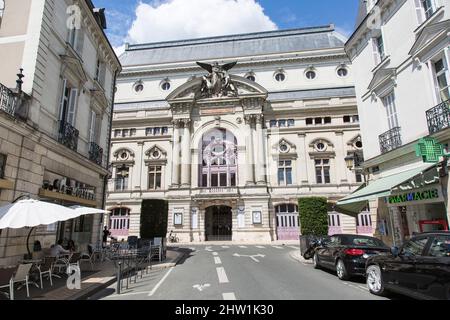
xmin=313 ymin=234 xmax=390 ymax=280
xmin=366 ymin=231 xmax=450 ymax=300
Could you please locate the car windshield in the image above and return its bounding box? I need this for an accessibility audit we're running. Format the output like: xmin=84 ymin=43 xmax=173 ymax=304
xmin=343 ymin=236 xmax=386 ymax=247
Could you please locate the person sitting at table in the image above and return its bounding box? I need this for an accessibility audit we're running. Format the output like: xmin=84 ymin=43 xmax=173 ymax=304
xmin=67 ymin=240 xmax=77 ymax=252
xmin=50 ymin=239 xmax=70 ymax=257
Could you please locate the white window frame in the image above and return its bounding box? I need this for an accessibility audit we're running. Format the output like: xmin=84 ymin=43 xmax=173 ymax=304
xmin=58 ymin=79 xmax=78 ymax=126
xmin=315 ymin=159 xmax=331 ymax=184
xmin=89 ymin=110 xmax=96 ymax=143
xmin=328 ymin=213 xmax=341 ymax=227
xmin=432 ymin=55 xmax=450 ymax=102
xmin=148 ymin=165 xmax=163 ymax=190
xmin=278 ymin=160 xmax=293 ymax=186
xmin=382 ymin=91 xmax=399 ymax=130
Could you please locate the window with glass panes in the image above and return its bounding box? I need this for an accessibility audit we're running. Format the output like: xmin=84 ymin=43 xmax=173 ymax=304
xmin=421 ymin=0 xmax=436 ymax=19
xmin=148 ymin=165 xmax=162 ymax=190
xmin=376 ymin=35 xmax=385 ymax=60
xmin=115 ymin=166 xmax=129 ymax=191
xmin=110 ymin=208 xmax=130 ymax=230
xmin=328 ymin=213 xmax=341 ymax=227
xmin=278 ymin=160 xmax=293 ymax=185
xmin=355 ymin=170 xmax=364 ymax=183
xmin=357 ymin=212 xmax=372 ymax=227
xmin=434 ymin=58 xmax=450 ymax=102
xmin=315 ymin=159 xmax=330 ymax=184
xmin=382 ymin=92 xmax=399 ymax=129
xmin=275 ymin=204 xmax=299 ymax=228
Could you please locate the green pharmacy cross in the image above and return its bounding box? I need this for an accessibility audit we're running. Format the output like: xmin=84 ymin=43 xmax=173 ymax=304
xmin=415 ymin=137 xmax=450 ymax=163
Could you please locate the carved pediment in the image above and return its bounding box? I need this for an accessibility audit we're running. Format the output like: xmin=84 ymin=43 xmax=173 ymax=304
xmin=409 ymin=19 xmax=450 ymax=59
xmin=166 ymin=75 xmax=268 ymax=104
xmin=60 ymin=53 xmax=88 ymax=85
xmin=367 ymin=68 xmax=396 ymax=92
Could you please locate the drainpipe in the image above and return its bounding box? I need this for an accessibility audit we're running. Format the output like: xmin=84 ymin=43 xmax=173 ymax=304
xmin=100 ymin=69 xmax=118 ymax=235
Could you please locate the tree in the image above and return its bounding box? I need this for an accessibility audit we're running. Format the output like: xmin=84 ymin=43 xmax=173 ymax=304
xmin=298 ymin=197 xmax=329 ymax=236
xmin=140 ymin=199 xmax=168 ymax=239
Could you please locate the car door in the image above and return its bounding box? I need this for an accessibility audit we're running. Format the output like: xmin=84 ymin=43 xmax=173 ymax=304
xmin=383 ymin=237 xmax=429 ymax=295
xmin=319 ymin=236 xmax=341 ymax=267
xmin=415 ymin=235 xmax=450 ymax=300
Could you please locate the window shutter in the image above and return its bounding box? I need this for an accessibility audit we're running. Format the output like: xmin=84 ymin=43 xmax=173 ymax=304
xmin=76 ymin=29 xmax=84 ymax=55
xmin=59 ymin=79 xmax=67 ymax=121
xmin=89 ymin=110 xmax=96 ymax=143
xmin=372 ymin=38 xmax=380 ymax=65
xmin=414 ymin=0 xmax=425 ymax=24
xmin=67 ymin=88 xmax=78 ymax=125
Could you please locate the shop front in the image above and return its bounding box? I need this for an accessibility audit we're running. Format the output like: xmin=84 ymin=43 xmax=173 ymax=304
xmin=386 ymin=185 xmax=448 ymax=244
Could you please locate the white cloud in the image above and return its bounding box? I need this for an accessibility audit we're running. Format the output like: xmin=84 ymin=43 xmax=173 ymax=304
xmin=113 ymin=44 xmax=126 ymax=57
xmin=125 ymin=0 xmax=278 ymax=44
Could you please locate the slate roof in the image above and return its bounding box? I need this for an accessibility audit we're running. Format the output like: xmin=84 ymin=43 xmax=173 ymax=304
xmin=119 ymin=25 xmax=347 ymax=67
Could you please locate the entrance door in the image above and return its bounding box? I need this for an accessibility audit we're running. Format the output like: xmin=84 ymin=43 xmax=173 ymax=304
xmin=276 ymin=204 xmax=299 ymax=240
xmin=205 ymin=206 xmax=232 ymax=241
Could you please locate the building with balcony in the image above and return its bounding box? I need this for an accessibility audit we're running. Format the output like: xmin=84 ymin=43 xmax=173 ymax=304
xmin=107 ymin=25 xmax=366 ymax=243
xmin=0 ymin=0 xmax=121 ymax=264
xmin=340 ymin=0 xmax=450 ymax=246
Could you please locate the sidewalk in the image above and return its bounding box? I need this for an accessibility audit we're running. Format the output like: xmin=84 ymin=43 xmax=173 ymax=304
xmin=4 ymin=249 xmax=186 ymax=301
xmin=169 ymin=240 xmax=301 ymax=246
xmin=289 ymin=249 xmax=313 ymax=265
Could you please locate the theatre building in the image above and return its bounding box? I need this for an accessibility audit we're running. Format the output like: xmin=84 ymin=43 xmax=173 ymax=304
xmin=107 ymin=25 xmax=365 ymax=243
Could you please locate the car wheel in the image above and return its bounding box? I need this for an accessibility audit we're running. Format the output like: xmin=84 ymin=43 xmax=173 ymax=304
xmin=336 ymin=259 xmax=350 ymax=280
xmin=366 ymin=265 xmax=386 ymax=296
xmin=313 ymin=253 xmax=320 ymax=269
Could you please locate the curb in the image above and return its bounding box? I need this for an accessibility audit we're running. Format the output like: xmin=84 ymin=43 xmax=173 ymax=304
xmin=289 ymin=250 xmax=313 ymax=264
xmin=75 ymin=249 xmax=187 ymax=300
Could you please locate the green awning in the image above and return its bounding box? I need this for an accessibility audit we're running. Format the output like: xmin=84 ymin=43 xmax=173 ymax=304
xmin=336 ymin=163 xmax=437 ymax=215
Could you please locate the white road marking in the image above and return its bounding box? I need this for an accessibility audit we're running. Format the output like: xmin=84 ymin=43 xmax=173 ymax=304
xmin=103 ymin=291 xmax=149 ymax=299
xmin=193 ymin=284 xmax=211 ymax=292
xmin=205 ymin=246 xmax=213 ymax=252
xmin=256 ymin=246 xmax=266 ymax=249
xmin=216 ymin=267 xmax=229 ymax=283
xmin=188 ymin=247 xmax=196 ymax=251
xmin=222 ymin=292 xmax=237 ymax=300
xmin=238 ymin=246 xmax=247 ymax=248
xmin=221 ymin=246 xmax=230 ymax=248
xmin=148 ymin=267 xmax=174 ymax=296
xmin=214 ymin=257 xmax=222 ymax=265
xmin=272 ymin=246 xmax=284 ymax=249
xmin=233 ymin=253 xmax=265 ymax=262
xmin=212 ymin=252 xmax=218 ymax=256
xmin=288 ymin=246 xmax=299 ymax=250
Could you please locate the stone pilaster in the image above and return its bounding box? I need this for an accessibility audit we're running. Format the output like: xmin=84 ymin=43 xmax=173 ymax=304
xmin=255 ymin=114 xmax=266 ymax=184
xmin=244 ymin=115 xmax=255 ymax=185
xmin=171 ymin=120 xmax=182 ymax=187
xmin=181 ymin=119 xmax=192 ymax=187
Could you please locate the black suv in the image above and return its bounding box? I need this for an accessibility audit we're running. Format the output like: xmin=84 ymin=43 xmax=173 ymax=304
xmin=366 ymin=231 xmax=450 ymax=300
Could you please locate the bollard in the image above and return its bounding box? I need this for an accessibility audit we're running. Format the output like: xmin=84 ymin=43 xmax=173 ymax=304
xmin=116 ymin=261 xmax=121 ymax=295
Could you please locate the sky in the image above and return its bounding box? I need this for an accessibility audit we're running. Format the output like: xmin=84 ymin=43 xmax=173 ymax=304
xmin=93 ymin=0 xmax=359 ymax=56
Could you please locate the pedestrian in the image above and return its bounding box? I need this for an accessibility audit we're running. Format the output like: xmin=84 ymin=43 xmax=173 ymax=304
xmin=102 ymin=226 xmax=111 ymax=248
xmin=67 ymin=239 xmax=76 ymax=252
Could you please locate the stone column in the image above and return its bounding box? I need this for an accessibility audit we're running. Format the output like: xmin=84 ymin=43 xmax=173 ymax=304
xmin=298 ymin=133 xmax=309 ymax=184
xmin=244 ymin=115 xmax=255 ymax=185
xmin=255 ymin=115 xmax=266 ymax=184
xmin=181 ymin=119 xmax=191 ymax=187
xmin=335 ymin=131 xmax=348 ymax=184
xmin=171 ymin=120 xmax=181 ymax=187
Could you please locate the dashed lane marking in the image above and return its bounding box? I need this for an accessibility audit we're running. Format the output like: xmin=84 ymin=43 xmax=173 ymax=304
xmin=256 ymin=246 xmax=266 ymax=249
xmin=272 ymin=246 xmax=284 ymax=249
xmin=214 ymin=257 xmax=222 ymax=265
xmin=212 ymin=252 xmax=219 ymax=256
xmin=238 ymin=246 xmax=247 ymax=248
xmin=222 ymin=246 xmax=230 ymax=248
xmin=222 ymin=292 xmax=237 ymax=300
xmin=216 ymin=267 xmax=229 ymax=283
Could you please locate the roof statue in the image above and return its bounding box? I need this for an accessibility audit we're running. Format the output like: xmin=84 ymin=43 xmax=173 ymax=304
xmin=196 ymin=61 xmax=238 ymax=98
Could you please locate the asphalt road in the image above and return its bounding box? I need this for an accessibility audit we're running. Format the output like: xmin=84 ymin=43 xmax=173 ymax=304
xmin=89 ymin=244 xmax=388 ymax=300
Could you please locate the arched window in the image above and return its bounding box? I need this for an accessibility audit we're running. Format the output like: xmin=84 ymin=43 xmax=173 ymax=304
xmin=109 ymin=208 xmax=130 ymax=238
xmin=199 ymin=128 xmax=238 ymax=187
xmin=275 ymin=204 xmax=299 ymax=240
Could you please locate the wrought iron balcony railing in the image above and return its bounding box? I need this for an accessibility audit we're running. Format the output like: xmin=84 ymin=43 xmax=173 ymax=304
xmin=89 ymin=142 xmax=103 ymax=166
xmin=58 ymin=120 xmax=79 ymax=152
xmin=426 ymin=99 xmax=450 ymax=135
xmin=379 ymin=126 xmax=402 ymax=154
xmin=0 ymin=83 xmax=17 ymax=117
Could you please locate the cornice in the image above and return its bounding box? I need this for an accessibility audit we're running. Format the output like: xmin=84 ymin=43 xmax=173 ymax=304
xmin=118 ymin=53 xmax=349 ymax=78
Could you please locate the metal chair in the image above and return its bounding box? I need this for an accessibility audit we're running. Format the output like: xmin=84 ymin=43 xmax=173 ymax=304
xmin=36 ymin=257 xmax=55 ymax=289
xmin=80 ymin=245 xmax=95 ymax=270
xmin=0 ymin=266 xmax=17 ymax=300
xmin=12 ymin=263 xmax=33 ymax=298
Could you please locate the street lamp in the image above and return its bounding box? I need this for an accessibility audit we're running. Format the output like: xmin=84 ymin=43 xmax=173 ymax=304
xmin=345 ymin=154 xmax=355 ymax=170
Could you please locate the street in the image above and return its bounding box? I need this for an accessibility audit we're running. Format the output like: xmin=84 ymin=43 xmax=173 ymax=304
xmin=89 ymin=245 xmax=388 ymax=300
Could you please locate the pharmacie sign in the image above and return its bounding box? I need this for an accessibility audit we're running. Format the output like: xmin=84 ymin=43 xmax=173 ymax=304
xmin=388 ymin=188 xmax=440 ymax=204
